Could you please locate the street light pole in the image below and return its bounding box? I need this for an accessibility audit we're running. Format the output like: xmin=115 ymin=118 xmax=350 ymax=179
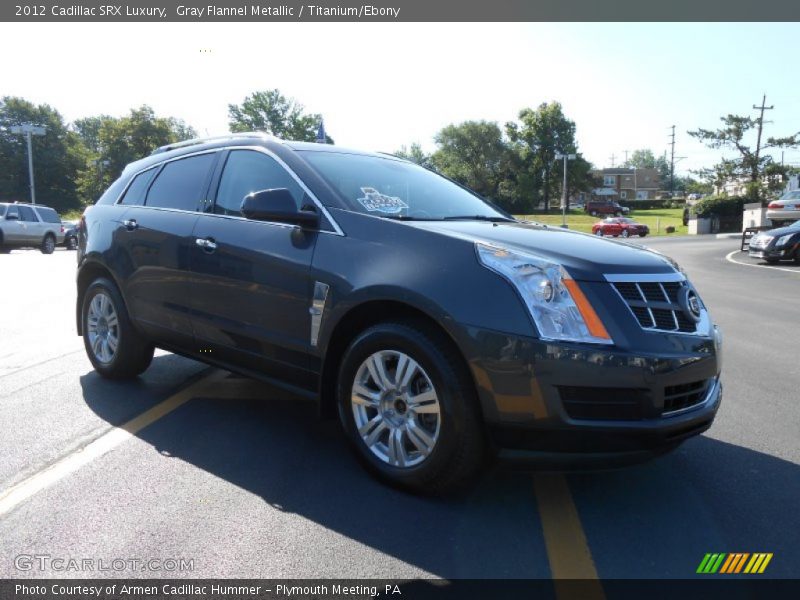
xmin=555 ymin=153 xmax=576 ymax=228
xmin=10 ymin=124 xmax=47 ymax=204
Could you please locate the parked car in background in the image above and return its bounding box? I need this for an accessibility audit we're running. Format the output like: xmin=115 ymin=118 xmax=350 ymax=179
xmin=77 ymin=133 xmax=722 ymax=493
xmin=585 ymin=200 xmax=625 ymax=216
xmin=748 ymin=220 xmax=800 ymax=264
xmin=767 ymin=191 xmax=800 ymax=226
xmin=62 ymin=220 xmax=79 ymax=250
xmin=592 ymin=217 xmax=650 ymax=238
xmin=0 ymin=202 xmax=64 ymax=253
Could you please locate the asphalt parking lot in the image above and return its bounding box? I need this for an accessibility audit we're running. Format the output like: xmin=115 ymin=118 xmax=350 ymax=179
xmin=0 ymin=238 xmax=797 ymax=581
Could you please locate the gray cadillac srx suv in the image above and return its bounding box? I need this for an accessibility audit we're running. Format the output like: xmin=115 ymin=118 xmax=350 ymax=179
xmin=77 ymin=133 xmax=722 ymax=493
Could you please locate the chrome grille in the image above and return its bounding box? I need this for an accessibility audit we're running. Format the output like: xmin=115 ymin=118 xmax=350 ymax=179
xmin=611 ymin=279 xmax=698 ymax=333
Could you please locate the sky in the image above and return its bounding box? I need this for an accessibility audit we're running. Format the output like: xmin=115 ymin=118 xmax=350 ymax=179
xmin=2 ymin=22 xmax=799 ymax=177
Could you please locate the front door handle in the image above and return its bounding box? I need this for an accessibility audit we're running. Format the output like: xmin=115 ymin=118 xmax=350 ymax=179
xmin=195 ymin=237 xmax=217 ymax=252
xmin=122 ymin=219 xmax=138 ymax=231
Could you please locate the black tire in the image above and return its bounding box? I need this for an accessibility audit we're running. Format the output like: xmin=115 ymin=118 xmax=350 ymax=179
xmin=41 ymin=234 xmax=55 ymax=254
xmin=66 ymin=236 xmax=78 ymax=250
xmin=638 ymin=232 xmax=647 ymax=238
xmin=337 ymin=321 xmax=484 ymax=494
xmin=765 ymin=258 xmax=779 ymax=265
xmin=82 ymin=277 xmax=154 ymax=379
xmin=794 ymin=249 xmax=800 ymax=265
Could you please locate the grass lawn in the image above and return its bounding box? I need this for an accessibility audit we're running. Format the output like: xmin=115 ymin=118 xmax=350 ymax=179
xmin=514 ymin=208 xmax=688 ymax=237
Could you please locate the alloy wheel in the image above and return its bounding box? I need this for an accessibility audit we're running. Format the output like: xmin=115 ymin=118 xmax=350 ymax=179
xmin=351 ymin=350 xmax=441 ymax=468
xmin=86 ymin=292 xmax=119 ymax=364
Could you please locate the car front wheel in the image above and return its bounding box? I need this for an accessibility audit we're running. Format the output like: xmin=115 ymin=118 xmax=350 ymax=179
xmin=82 ymin=278 xmax=154 ymax=379
xmin=337 ymin=321 xmax=484 ymax=494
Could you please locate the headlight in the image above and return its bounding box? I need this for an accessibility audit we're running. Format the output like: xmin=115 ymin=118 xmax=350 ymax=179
xmin=776 ymin=234 xmax=793 ymax=247
xmin=475 ymin=243 xmax=612 ymax=345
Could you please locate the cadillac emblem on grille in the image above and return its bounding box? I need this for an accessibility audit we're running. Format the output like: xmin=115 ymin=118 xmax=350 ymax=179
xmin=680 ymin=288 xmax=702 ymax=322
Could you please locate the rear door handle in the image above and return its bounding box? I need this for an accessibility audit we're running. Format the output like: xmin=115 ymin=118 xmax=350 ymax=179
xmin=195 ymin=237 xmax=217 ymax=252
xmin=122 ymin=219 xmax=138 ymax=231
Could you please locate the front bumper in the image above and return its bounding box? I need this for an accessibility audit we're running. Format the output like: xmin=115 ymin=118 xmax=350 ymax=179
xmin=456 ymin=327 xmax=722 ymax=459
xmin=749 ymin=244 xmax=793 ymax=260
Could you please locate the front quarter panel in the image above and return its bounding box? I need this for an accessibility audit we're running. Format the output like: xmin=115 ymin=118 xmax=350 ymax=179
xmin=312 ymin=209 xmax=533 ymax=354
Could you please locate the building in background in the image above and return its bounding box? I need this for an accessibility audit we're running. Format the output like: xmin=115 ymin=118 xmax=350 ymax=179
xmin=586 ymin=167 xmax=661 ymax=202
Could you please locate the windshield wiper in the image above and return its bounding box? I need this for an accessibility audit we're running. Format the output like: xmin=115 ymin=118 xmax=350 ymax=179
xmin=379 ymin=214 xmax=431 ymax=221
xmin=442 ymin=215 xmax=515 ymax=222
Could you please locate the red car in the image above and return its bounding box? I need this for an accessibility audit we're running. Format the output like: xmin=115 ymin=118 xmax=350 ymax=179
xmin=592 ymin=217 xmax=649 ymax=238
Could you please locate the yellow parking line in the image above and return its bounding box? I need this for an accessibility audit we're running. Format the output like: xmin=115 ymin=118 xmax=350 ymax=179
xmin=534 ymin=474 xmax=605 ymax=600
xmin=0 ymin=369 xmax=226 ymax=518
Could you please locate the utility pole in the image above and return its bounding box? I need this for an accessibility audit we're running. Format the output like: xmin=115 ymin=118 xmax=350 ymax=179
xmin=752 ymin=94 xmax=774 ymax=196
xmin=609 ymin=153 xmax=616 ymax=168
xmin=623 ymin=149 xmax=629 ymax=165
xmin=669 ymin=125 xmax=676 ymax=196
xmin=9 ymin=124 xmax=46 ymax=204
xmin=555 ymin=153 xmax=576 ymax=228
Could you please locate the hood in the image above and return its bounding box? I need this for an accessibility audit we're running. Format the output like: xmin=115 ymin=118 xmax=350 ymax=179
xmin=760 ymin=224 xmax=800 ymax=238
xmin=405 ymin=220 xmax=679 ymax=281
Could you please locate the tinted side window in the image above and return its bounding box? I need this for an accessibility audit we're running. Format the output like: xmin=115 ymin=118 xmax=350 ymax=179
xmin=18 ymin=206 xmax=37 ymax=222
xmin=145 ymin=153 xmax=216 ymax=211
xmin=0 ymin=205 xmax=6 ymax=217
xmin=214 ymin=150 xmax=303 ymax=216
xmin=35 ymin=207 xmax=61 ymax=223
xmin=121 ymin=168 xmax=158 ymax=206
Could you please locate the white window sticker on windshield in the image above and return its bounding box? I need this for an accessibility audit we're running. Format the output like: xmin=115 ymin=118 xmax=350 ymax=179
xmin=357 ymin=187 xmax=409 ymax=214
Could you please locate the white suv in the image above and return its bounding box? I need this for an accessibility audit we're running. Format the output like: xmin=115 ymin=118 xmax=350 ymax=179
xmin=0 ymin=203 xmax=65 ymax=254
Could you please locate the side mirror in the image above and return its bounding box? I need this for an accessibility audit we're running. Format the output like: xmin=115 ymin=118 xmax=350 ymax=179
xmin=5 ymin=213 xmax=18 ymax=220
xmin=240 ymin=188 xmax=318 ymax=227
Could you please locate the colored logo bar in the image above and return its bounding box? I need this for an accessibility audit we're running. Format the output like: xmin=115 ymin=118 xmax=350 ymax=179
xmin=697 ymin=553 xmax=773 ymax=574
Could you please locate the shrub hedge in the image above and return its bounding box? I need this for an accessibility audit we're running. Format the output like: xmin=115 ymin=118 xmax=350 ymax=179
xmin=692 ymin=195 xmax=748 ymax=217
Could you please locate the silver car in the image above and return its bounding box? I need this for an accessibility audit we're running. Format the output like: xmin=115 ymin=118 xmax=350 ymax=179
xmin=767 ymin=191 xmax=800 ymax=226
xmin=0 ymin=203 xmax=65 ymax=254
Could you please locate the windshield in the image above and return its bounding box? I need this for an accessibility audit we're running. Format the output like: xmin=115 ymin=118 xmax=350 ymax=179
xmin=780 ymin=191 xmax=800 ymax=201
xmin=299 ymin=151 xmax=510 ymax=220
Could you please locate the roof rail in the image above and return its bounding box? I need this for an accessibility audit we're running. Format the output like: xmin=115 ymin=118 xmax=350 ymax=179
xmin=151 ymin=132 xmax=276 ymax=155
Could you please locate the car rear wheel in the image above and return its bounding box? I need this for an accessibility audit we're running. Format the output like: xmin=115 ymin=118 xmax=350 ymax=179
xmin=82 ymin=278 xmax=154 ymax=379
xmin=638 ymin=232 xmax=647 ymax=237
xmin=41 ymin=234 xmax=55 ymax=254
xmin=621 ymin=229 xmax=630 ymax=238
xmin=337 ymin=321 xmax=484 ymax=494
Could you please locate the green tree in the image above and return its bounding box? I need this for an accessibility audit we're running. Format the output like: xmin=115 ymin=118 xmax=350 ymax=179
xmin=689 ymin=112 xmax=799 ymax=202
xmin=228 ymin=89 xmax=331 ymax=142
xmin=0 ymin=96 xmax=86 ymax=212
xmin=76 ymin=106 xmax=196 ymax=204
xmin=430 ymin=120 xmax=517 ymax=208
xmin=395 ymin=143 xmax=432 ymax=169
xmin=506 ymin=102 xmax=583 ymax=211
xmin=624 ymin=148 xmax=671 ymax=188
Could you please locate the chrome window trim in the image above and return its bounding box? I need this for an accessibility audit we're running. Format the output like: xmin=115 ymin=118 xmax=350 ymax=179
xmin=113 ymin=145 xmax=344 ymax=236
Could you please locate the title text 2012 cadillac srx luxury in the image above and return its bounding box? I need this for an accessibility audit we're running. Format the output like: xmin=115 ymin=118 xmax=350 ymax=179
xmin=77 ymin=133 xmax=722 ymax=493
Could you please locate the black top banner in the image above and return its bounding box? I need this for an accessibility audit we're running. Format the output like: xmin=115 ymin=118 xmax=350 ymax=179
xmin=4 ymin=0 xmax=800 ymax=22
